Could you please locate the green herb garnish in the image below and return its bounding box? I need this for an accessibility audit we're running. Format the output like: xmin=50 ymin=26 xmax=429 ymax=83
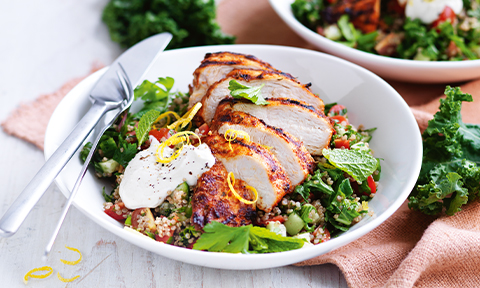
xmin=228 ymin=80 xmax=269 ymax=105
xmin=135 ymin=109 xmax=161 ymax=147
xmin=322 ymin=148 xmax=378 ymax=182
xmin=193 ymin=221 xmax=305 ymax=253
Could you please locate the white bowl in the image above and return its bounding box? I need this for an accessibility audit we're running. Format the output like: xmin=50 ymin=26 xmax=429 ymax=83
xmin=44 ymin=45 xmax=422 ymax=270
xmin=269 ymin=0 xmax=480 ymax=83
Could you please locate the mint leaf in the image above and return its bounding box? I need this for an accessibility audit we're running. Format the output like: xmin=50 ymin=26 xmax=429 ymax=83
xmin=193 ymin=221 xmax=304 ymax=253
xmin=294 ymin=169 xmax=335 ymax=201
xmin=228 ymin=80 xmax=269 ymax=105
xmin=322 ymin=149 xmax=378 ymax=182
xmin=135 ymin=109 xmax=160 ymax=146
xmin=249 ymin=226 xmax=305 ymax=253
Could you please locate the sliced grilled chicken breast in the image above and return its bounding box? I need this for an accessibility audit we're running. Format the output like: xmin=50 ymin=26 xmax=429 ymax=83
xmin=203 ymin=134 xmax=291 ymax=212
xmin=192 ymin=162 xmax=256 ymax=229
xmin=197 ymin=69 xmax=324 ymax=125
xmin=212 ymin=110 xmax=315 ymax=187
xmin=216 ymin=99 xmax=334 ymax=155
xmin=188 ymin=52 xmax=279 ymax=109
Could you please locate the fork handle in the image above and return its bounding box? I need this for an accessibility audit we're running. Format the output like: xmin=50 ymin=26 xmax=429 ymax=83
xmin=0 ymin=101 xmax=112 ymax=237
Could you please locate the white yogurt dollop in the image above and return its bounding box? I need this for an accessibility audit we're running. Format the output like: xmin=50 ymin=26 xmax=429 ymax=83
xmin=405 ymin=0 xmax=463 ymax=24
xmin=119 ymin=137 xmax=215 ymax=209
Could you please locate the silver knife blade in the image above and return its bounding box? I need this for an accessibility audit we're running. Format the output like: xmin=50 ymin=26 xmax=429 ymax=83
xmin=0 ymin=32 xmax=172 ymax=238
xmin=90 ymin=32 xmax=172 ymax=104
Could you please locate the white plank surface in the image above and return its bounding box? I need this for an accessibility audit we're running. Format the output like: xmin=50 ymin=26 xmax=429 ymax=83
xmin=0 ymin=1 xmax=348 ymax=287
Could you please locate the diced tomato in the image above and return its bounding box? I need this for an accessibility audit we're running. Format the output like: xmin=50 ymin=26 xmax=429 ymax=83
xmin=330 ymin=115 xmax=348 ymax=125
xmin=432 ymin=6 xmax=456 ymax=28
xmin=387 ymin=0 xmax=405 ymax=14
xmin=265 ymin=215 xmax=286 ymax=225
xmin=334 ymin=138 xmax=350 ymax=149
xmin=104 ymin=202 xmax=128 ymax=221
xmin=328 ymin=104 xmax=347 ymax=116
xmin=186 ymin=239 xmax=197 ymax=249
xmin=367 ymin=175 xmax=376 ymax=194
xmin=321 ymin=228 xmax=331 ymax=243
xmin=198 ymin=123 xmax=210 ymax=136
xmin=155 ymin=235 xmax=171 ymax=243
xmin=149 ymin=128 xmax=171 ymax=142
xmin=256 ymin=215 xmax=286 ymax=226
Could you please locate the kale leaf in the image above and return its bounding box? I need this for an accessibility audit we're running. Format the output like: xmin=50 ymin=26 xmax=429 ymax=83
xmin=102 ymin=0 xmax=235 ymax=49
xmin=408 ymin=86 xmax=480 ymax=215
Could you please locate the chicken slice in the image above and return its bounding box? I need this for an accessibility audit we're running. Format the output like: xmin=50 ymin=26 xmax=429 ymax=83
xmin=191 ymin=161 xmax=256 ymax=230
xmin=212 ymin=110 xmax=315 ymax=187
xmin=216 ymin=99 xmax=333 ymax=155
xmin=197 ymin=69 xmax=324 ymax=125
xmin=188 ymin=52 xmax=280 ymax=109
xmin=203 ymin=134 xmax=291 ymax=212
xmin=323 ymin=0 xmax=381 ymax=33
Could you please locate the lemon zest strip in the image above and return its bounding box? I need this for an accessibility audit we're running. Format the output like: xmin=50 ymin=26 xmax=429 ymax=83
xmin=153 ymin=111 xmax=180 ymax=128
xmin=155 ymin=132 xmax=201 ymax=163
xmin=258 ymin=144 xmax=272 ymax=150
xmin=167 ymin=102 xmax=202 ymax=131
xmin=224 ymin=129 xmax=250 ymax=151
xmin=362 ymin=201 xmax=369 ymax=211
xmin=60 ymin=245 xmax=82 ymax=265
xmin=57 ymin=272 xmax=80 ymax=283
xmin=226 ymin=172 xmax=258 ymax=205
xmin=23 ymin=266 xmax=53 ymax=284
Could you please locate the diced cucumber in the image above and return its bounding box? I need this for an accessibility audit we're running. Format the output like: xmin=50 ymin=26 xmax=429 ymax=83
xmin=175 ymin=182 xmax=190 ymax=199
xmin=324 ymin=24 xmax=342 ymax=41
xmin=97 ymin=159 xmax=120 ymax=174
xmin=266 ymin=221 xmax=287 ymax=237
xmin=414 ymin=49 xmax=432 ymax=61
xmin=373 ymin=158 xmax=381 ymax=181
xmin=284 ymin=213 xmax=305 ymax=236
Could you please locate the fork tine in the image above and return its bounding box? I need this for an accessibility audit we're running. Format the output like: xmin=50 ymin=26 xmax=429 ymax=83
xmin=116 ymin=62 xmax=133 ymax=99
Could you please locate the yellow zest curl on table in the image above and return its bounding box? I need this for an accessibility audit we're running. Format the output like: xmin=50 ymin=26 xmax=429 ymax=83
xmin=155 ymin=131 xmax=201 ymax=163
xmin=224 ymin=129 xmax=250 ymax=151
xmin=57 ymin=272 xmax=80 ymax=283
xmin=23 ymin=266 xmax=53 ymax=284
xmin=60 ymin=245 xmax=82 ymax=265
xmin=167 ymin=102 xmax=202 ymax=131
xmin=227 ymin=172 xmax=258 ymax=205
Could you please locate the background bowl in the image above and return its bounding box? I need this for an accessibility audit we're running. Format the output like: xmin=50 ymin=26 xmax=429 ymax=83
xmin=269 ymin=0 xmax=480 ymax=83
xmin=44 ymin=44 xmax=422 ymax=270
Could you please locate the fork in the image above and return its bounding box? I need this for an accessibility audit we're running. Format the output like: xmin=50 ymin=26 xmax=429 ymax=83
xmin=43 ymin=63 xmax=134 ymax=259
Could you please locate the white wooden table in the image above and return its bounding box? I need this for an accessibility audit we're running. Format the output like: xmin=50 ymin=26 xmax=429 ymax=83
xmin=0 ymin=1 xmax=348 ymax=287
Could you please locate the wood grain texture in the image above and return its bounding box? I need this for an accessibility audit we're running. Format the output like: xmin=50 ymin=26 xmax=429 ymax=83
xmin=0 ymin=0 xmax=347 ymax=287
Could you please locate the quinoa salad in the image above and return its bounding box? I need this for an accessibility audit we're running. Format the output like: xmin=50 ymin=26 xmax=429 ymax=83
xmin=81 ymin=52 xmax=381 ymax=253
xmin=292 ymin=0 xmax=480 ymax=61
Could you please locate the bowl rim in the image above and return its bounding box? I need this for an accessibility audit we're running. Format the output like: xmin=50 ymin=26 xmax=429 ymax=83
xmin=269 ymin=0 xmax=480 ymax=69
xmin=44 ymin=44 xmax=423 ymax=270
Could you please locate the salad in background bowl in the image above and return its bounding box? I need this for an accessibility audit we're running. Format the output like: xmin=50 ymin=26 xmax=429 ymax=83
xmin=269 ymin=0 xmax=480 ymax=83
xmin=44 ymin=45 xmax=422 ymax=270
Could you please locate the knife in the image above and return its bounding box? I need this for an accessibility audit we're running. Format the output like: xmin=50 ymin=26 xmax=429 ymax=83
xmin=0 ymin=32 xmax=172 ymax=238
